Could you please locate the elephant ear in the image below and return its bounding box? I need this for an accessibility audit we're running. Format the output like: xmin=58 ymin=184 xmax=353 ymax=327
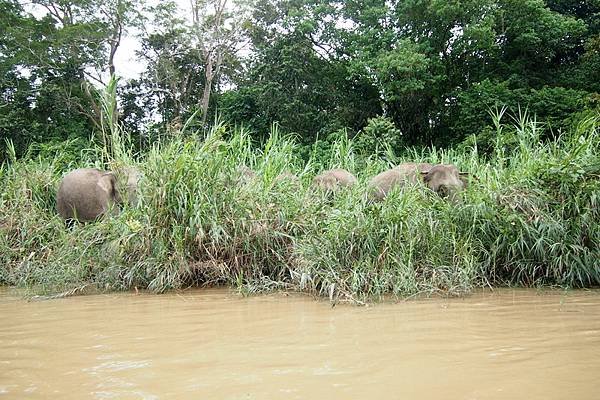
xmin=98 ymin=172 xmax=117 ymax=197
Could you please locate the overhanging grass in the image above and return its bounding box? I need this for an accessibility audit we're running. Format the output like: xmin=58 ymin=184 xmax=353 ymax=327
xmin=0 ymin=114 xmax=598 ymax=300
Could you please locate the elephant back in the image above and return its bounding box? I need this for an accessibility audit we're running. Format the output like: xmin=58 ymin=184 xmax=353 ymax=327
xmin=312 ymin=168 xmax=357 ymax=192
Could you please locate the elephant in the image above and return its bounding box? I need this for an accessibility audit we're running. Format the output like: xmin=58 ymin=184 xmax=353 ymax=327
xmin=368 ymin=163 xmax=468 ymax=201
xmin=421 ymin=164 xmax=469 ymax=198
xmin=368 ymin=163 xmax=433 ymax=201
xmin=236 ymin=165 xmax=258 ymax=185
xmin=117 ymin=166 xmax=142 ymax=207
xmin=395 ymin=163 xmax=434 ymax=182
xmin=312 ymin=168 xmax=357 ymax=193
xmin=274 ymin=171 xmax=301 ymax=186
xmin=56 ymin=168 xmax=122 ymax=222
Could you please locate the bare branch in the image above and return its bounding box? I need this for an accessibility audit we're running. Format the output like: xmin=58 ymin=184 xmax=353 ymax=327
xmin=83 ymin=70 xmax=106 ymax=86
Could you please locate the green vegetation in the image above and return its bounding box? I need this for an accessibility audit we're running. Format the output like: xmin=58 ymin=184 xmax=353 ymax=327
xmin=1 ymin=109 xmax=598 ymax=300
xmin=2 ymin=0 xmax=600 ymax=159
xmin=1 ymin=0 xmax=599 ymax=300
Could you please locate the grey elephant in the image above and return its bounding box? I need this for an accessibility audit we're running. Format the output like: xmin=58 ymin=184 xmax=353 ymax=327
xmin=368 ymin=163 xmax=432 ymax=201
xmin=117 ymin=166 xmax=142 ymax=207
xmin=312 ymin=168 xmax=357 ymax=193
xmin=56 ymin=168 xmax=122 ymax=222
xmin=422 ymin=164 xmax=469 ymax=198
xmin=274 ymin=171 xmax=301 ymax=186
xmin=368 ymin=163 xmax=468 ymax=201
xmin=236 ymin=165 xmax=258 ymax=185
xmin=56 ymin=167 xmax=142 ymax=222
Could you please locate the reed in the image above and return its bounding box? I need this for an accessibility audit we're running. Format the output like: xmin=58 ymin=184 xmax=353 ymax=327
xmin=1 ymin=108 xmax=598 ymax=300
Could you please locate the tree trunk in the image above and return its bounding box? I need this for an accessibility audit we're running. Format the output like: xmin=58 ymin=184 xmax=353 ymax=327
xmin=106 ymin=1 xmax=124 ymax=127
xmin=200 ymin=57 xmax=214 ymax=127
xmin=107 ymin=1 xmax=123 ymax=78
xmin=192 ymin=0 xmax=228 ymax=128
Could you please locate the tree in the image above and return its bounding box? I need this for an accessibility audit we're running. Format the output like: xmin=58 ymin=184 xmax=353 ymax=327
xmin=0 ymin=0 xmax=145 ymax=159
xmin=231 ymin=0 xmax=594 ymax=146
xmin=27 ymin=0 xmax=143 ymax=129
xmin=0 ymin=0 xmax=95 ymax=159
xmin=3 ymin=0 xmax=598 ymax=159
xmin=189 ymin=0 xmax=252 ymax=127
xmin=123 ymin=1 xmax=205 ymax=135
xmin=219 ymin=0 xmax=382 ymax=142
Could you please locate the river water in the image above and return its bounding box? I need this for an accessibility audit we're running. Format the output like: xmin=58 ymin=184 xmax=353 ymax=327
xmin=1 ymin=288 xmax=599 ymax=399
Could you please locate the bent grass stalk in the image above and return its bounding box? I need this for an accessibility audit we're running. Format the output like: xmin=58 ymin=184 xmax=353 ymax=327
xmin=0 ymin=107 xmax=598 ymax=300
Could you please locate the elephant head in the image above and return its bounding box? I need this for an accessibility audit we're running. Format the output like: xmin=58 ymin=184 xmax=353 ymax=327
xmin=117 ymin=166 xmax=142 ymax=207
xmin=236 ymin=165 xmax=258 ymax=185
xmin=421 ymin=164 xmax=468 ymax=198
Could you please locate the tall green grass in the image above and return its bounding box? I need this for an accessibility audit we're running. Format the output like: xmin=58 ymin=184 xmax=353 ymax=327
xmin=0 ymin=109 xmax=598 ymax=300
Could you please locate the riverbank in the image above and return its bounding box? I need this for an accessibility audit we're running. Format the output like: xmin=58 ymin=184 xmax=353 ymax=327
xmin=1 ymin=115 xmax=598 ymax=300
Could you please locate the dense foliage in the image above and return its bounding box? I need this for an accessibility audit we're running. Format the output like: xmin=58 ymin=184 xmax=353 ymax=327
xmin=1 ymin=1 xmax=599 ymax=299
xmin=0 ymin=113 xmax=598 ymax=299
xmin=1 ymin=0 xmax=599 ymax=158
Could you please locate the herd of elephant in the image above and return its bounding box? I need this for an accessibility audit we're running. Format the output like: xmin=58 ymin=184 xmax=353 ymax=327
xmin=55 ymin=163 xmax=469 ymax=223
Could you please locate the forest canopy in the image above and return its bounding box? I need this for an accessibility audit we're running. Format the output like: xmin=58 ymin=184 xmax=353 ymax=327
xmin=1 ymin=0 xmax=599 ymax=159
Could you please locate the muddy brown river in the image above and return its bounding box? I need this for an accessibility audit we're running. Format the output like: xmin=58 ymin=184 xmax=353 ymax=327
xmin=1 ymin=288 xmax=599 ymax=399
